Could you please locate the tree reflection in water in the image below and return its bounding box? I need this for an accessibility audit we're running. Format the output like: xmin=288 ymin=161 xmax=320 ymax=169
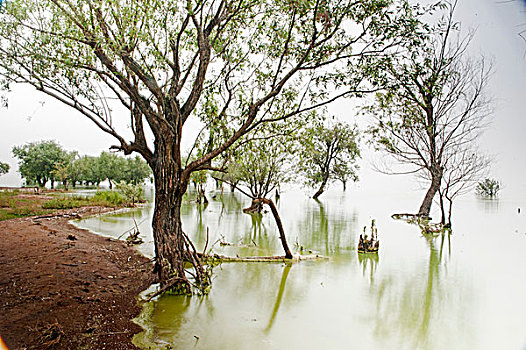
xmin=367 ymin=230 xmax=462 ymax=350
xmin=358 ymin=253 xmax=379 ymax=284
xmin=265 ymin=264 xmax=292 ymax=332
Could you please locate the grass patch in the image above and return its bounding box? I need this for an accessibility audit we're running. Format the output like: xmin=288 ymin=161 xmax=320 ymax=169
xmin=42 ymin=196 xmax=91 ymax=209
xmin=0 ymin=189 xmax=132 ymax=221
xmin=0 ymin=190 xmax=51 ymax=220
xmin=43 ymin=191 xmax=127 ymax=209
xmin=92 ymin=191 xmax=126 ymax=206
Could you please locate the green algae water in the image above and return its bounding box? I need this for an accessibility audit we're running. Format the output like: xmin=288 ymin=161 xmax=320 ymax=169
xmin=76 ymin=187 xmax=526 ymax=350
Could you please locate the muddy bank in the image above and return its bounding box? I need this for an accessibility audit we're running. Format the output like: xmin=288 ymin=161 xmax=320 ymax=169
xmin=0 ymin=207 xmax=155 ymax=349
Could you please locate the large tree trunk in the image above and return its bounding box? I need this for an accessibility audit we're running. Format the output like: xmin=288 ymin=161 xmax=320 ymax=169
xmin=152 ymin=178 xmax=188 ymax=291
xmin=418 ymin=168 xmax=442 ymax=217
xmin=151 ymin=149 xmax=207 ymax=294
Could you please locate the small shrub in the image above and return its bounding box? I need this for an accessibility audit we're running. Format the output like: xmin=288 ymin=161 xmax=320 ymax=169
xmin=476 ymin=178 xmax=501 ymax=198
xmin=116 ymin=181 xmax=144 ymax=205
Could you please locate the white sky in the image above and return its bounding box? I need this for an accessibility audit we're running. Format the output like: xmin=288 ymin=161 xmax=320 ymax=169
xmin=1 ymin=0 xmax=525 ymax=200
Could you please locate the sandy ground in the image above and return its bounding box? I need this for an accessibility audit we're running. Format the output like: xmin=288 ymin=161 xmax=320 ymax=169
xmin=0 ymin=207 xmax=155 ymax=349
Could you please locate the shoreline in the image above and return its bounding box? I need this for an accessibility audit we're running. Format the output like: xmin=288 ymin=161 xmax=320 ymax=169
xmin=0 ymin=206 xmax=155 ymax=349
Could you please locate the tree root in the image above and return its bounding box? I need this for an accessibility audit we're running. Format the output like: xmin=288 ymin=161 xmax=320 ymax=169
xmin=181 ymin=231 xmax=212 ymax=295
xmin=146 ymin=276 xmax=189 ymax=301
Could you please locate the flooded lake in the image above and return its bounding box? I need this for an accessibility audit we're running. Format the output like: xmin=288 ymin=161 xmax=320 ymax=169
xmin=76 ymin=185 xmax=526 ymax=350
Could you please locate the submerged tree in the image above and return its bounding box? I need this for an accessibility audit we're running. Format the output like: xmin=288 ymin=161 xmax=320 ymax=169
xmin=297 ymin=121 xmax=360 ymax=199
xmin=190 ymin=170 xmax=208 ymax=204
xmin=475 ymin=178 xmax=501 ymax=198
xmin=0 ymin=0 xmax=421 ymax=292
xmin=366 ymin=0 xmax=493 ymax=217
xmin=223 ymin=136 xmax=293 ymax=258
xmin=437 ymin=147 xmax=489 ymax=227
xmin=230 ymin=137 xmax=291 ymax=212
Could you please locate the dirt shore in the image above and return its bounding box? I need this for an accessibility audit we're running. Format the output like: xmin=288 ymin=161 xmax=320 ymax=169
xmin=0 ymin=206 xmax=155 ymax=350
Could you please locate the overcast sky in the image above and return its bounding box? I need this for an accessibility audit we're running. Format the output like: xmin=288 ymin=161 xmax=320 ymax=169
xmin=1 ymin=0 xmax=525 ymax=200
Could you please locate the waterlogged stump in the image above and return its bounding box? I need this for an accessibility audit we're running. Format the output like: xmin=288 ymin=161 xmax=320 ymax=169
xmin=357 ymin=235 xmax=379 ymax=254
xmin=358 ymin=219 xmax=380 ymax=254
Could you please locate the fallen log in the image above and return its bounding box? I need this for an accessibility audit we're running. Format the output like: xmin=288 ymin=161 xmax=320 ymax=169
xmin=391 ymin=213 xmax=432 ymax=221
xmin=198 ymin=253 xmax=328 ymax=263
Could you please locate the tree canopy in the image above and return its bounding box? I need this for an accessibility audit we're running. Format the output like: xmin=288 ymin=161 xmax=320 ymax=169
xmin=0 ymin=0 xmax=425 ymax=292
xmin=12 ymin=140 xmax=71 ymax=187
xmin=365 ymin=0 xmax=492 ymax=217
xmin=230 ymin=137 xmax=291 ymax=200
xmin=297 ymin=121 xmax=360 ymax=199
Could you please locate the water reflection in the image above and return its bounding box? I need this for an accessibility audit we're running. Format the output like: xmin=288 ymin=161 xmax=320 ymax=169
xmin=476 ymin=197 xmax=500 ymax=214
xmin=298 ymin=198 xmax=357 ymax=256
xmin=369 ymin=231 xmax=462 ymax=350
xmin=264 ymin=264 xmax=292 ymax=333
xmin=358 ymin=253 xmax=378 ymax=283
xmin=74 ymin=188 xmax=526 ymax=349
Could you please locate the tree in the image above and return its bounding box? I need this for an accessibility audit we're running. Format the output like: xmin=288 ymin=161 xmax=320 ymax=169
xmin=12 ymin=140 xmax=70 ymax=187
xmin=476 ymin=178 xmax=501 ymax=198
xmin=224 ymin=136 xmax=294 ymax=258
xmin=0 ymin=0 xmax=421 ymax=292
xmin=436 ymin=147 xmax=489 ymax=227
xmin=122 ymin=156 xmax=151 ymax=185
xmin=228 ymin=137 xmax=291 ymax=212
xmin=74 ymin=155 xmax=104 ymax=186
xmin=100 ymin=153 xmax=151 ymax=187
xmin=297 ymin=121 xmax=360 ymax=199
xmin=97 ymin=152 xmax=125 ymax=189
xmin=366 ymin=0 xmax=492 ymax=217
xmin=51 ymin=150 xmax=77 ymax=190
xmin=68 ymin=155 xmax=89 ymax=187
xmin=190 ymin=170 xmax=208 ymax=204
xmin=0 ymin=161 xmax=9 ymax=176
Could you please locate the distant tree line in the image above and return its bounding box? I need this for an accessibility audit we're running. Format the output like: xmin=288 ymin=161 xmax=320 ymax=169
xmin=12 ymin=140 xmax=151 ymax=189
